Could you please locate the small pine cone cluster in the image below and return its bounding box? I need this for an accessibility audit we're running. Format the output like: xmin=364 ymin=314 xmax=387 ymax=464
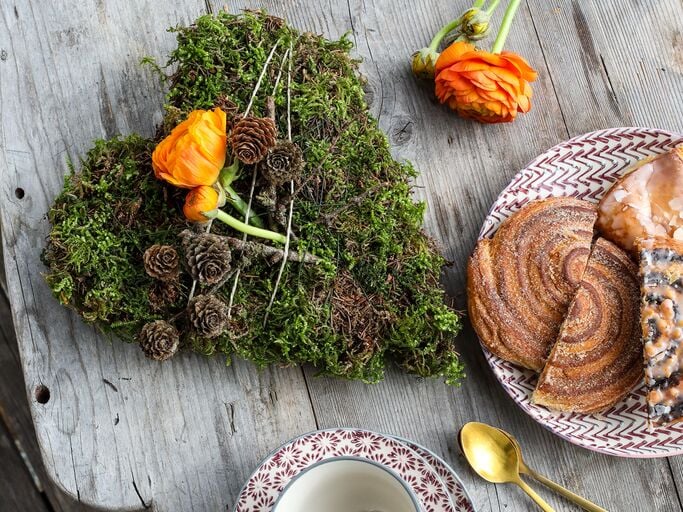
xmin=138 ymin=320 xmax=179 ymax=361
xmin=187 ymin=294 xmax=228 ymax=339
xmin=180 ymin=230 xmax=232 ymax=285
xmin=231 ymin=116 xmax=276 ymax=165
xmin=148 ymin=282 xmax=180 ymax=312
xmin=259 ymin=141 xmax=304 ymax=186
xmin=143 ymin=244 xmax=179 ymax=282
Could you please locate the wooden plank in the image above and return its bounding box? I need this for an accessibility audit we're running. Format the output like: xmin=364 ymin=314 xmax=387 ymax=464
xmin=0 ymin=418 xmax=51 ymax=512
xmin=2 ymin=1 xmax=683 ymax=512
xmin=0 ymin=240 xmax=92 ymax=512
xmin=669 ymin=458 xmax=683 ymax=511
xmin=0 ymin=2 xmax=317 ymax=511
xmin=526 ymin=0 xmax=683 ymax=134
xmin=212 ymin=0 xmax=683 ymax=511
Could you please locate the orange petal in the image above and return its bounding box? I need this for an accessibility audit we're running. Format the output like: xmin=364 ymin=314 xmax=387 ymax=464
xmin=434 ymin=41 xmax=476 ymax=73
xmin=517 ymin=93 xmax=531 ymax=112
xmin=501 ymin=51 xmax=538 ymax=81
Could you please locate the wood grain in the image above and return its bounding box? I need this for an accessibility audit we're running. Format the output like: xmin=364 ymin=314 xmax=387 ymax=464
xmin=1 ymin=0 xmax=682 ymax=510
xmin=0 ymin=287 xmax=88 ymax=511
xmin=0 ymin=2 xmax=316 ymax=511
xmin=0 ymin=418 xmax=50 ymax=512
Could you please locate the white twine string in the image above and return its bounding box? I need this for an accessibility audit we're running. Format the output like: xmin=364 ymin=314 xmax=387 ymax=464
xmin=189 ymin=44 xmax=281 ymax=307
xmin=271 ymin=48 xmax=291 ymax=98
xmin=264 ymin=41 xmax=295 ymax=326
xmin=244 ymin=40 xmax=281 ymax=117
xmin=227 ymin=167 xmax=257 ymax=318
xmin=227 ymin=41 xmax=287 ymax=317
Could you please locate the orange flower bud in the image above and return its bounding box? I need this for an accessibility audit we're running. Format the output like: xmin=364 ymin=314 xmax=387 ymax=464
xmin=183 ymin=186 xmax=219 ymax=222
xmin=152 ymin=108 xmax=227 ymax=188
xmin=434 ymin=41 xmax=537 ymax=123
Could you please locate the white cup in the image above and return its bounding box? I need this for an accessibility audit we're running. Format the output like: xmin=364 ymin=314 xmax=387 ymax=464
xmin=273 ymin=456 xmax=420 ymax=512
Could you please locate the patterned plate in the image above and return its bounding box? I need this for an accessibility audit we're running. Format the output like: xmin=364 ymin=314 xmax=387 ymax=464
xmin=390 ymin=436 xmax=476 ymax=512
xmin=234 ymin=428 xmax=457 ymax=512
xmin=478 ymin=127 xmax=683 ymax=457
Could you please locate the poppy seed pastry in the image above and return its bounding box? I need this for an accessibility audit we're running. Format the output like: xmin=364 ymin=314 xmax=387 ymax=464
xmin=638 ymin=237 xmax=683 ymax=427
xmin=532 ymin=238 xmax=642 ymax=413
xmin=467 ymin=197 xmax=597 ymax=371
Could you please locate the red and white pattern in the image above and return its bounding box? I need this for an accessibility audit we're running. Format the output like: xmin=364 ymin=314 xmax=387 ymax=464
xmin=234 ymin=429 xmax=462 ymax=512
xmin=392 ymin=437 xmax=476 ymax=512
xmin=479 ymin=127 xmax=683 ymax=458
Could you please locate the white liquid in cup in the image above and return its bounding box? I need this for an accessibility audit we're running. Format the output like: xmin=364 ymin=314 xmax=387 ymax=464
xmin=273 ymin=458 xmax=419 ymax=512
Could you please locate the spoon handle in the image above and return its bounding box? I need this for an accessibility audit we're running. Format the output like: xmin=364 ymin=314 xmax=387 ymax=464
xmin=525 ymin=467 xmax=607 ymax=512
xmin=515 ymin=478 xmax=555 ymax=512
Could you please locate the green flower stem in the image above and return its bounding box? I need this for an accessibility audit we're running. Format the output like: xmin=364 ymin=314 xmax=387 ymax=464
xmin=217 ymin=160 xmax=264 ymax=228
xmin=428 ymin=16 xmax=463 ymax=52
xmin=203 ymin=208 xmax=286 ymax=244
xmin=220 ymin=159 xmax=240 ymax=186
xmin=491 ymin=0 xmax=521 ymax=53
xmin=427 ymin=0 xmax=496 ymax=52
xmin=222 ymin=183 xmax=265 ymax=228
xmin=486 ymin=0 xmax=502 ymax=15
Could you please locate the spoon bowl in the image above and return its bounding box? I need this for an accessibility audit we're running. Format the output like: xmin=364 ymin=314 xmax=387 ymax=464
xmin=458 ymin=422 xmax=521 ymax=484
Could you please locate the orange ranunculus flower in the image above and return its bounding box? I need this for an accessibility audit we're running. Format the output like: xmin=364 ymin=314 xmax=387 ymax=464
xmin=152 ymin=108 xmax=227 ymax=188
xmin=434 ymin=41 xmax=537 ymax=123
xmin=183 ymin=186 xmax=219 ymax=222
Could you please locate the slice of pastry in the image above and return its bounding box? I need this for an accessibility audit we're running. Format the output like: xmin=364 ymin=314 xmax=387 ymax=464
xmin=597 ymin=145 xmax=683 ymax=254
xmin=639 ymin=237 xmax=683 ymax=427
xmin=533 ymin=238 xmax=641 ymax=413
xmin=468 ymin=197 xmax=597 ymax=371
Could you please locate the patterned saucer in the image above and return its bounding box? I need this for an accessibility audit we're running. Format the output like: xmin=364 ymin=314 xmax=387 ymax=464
xmin=390 ymin=436 xmax=476 ymax=512
xmin=234 ymin=428 xmax=457 ymax=512
xmin=478 ymin=127 xmax=683 ymax=457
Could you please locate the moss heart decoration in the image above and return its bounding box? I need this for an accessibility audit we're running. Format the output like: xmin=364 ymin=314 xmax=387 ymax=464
xmin=42 ymin=11 xmax=464 ymax=384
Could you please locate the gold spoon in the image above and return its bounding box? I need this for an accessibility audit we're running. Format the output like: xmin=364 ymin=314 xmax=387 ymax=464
xmin=498 ymin=428 xmax=607 ymax=512
xmin=459 ymin=422 xmax=555 ymax=511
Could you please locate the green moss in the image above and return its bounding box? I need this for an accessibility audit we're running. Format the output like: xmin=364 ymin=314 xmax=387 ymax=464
xmin=43 ymin=11 xmax=464 ymax=384
xmin=43 ymin=136 xmax=187 ymax=339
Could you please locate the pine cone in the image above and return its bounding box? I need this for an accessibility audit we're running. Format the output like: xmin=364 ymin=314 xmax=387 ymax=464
xmin=180 ymin=230 xmax=232 ymax=285
xmin=148 ymin=282 xmax=180 ymax=312
xmin=187 ymin=294 xmax=228 ymax=339
xmin=231 ymin=116 xmax=276 ymax=165
xmin=143 ymin=244 xmax=179 ymax=282
xmin=138 ymin=320 xmax=179 ymax=361
xmin=259 ymin=141 xmax=304 ymax=186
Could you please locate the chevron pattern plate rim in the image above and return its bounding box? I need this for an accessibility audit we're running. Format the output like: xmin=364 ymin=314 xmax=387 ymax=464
xmin=478 ymin=127 xmax=683 ymax=458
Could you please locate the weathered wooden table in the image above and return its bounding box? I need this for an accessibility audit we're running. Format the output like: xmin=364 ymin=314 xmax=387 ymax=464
xmin=2 ymin=1 xmax=683 ymax=511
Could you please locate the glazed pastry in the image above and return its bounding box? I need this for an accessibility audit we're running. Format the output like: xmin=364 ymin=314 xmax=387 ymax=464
xmin=468 ymin=197 xmax=597 ymax=371
xmin=533 ymin=238 xmax=642 ymax=413
xmin=597 ymin=145 xmax=683 ymax=254
xmin=639 ymin=237 xmax=683 ymax=427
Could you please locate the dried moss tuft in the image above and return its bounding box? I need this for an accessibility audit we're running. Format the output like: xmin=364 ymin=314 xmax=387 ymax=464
xmin=43 ymin=11 xmax=464 ymax=384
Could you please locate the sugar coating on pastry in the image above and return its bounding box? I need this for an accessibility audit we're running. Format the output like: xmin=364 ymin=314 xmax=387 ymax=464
xmin=639 ymin=236 xmax=683 ymax=427
xmin=468 ymin=197 xmax=597 ymax=371
xmin=533 ymin=238 xmax=642 ymax=413
xmin=597 ymin=145 xmax=683 ymax=254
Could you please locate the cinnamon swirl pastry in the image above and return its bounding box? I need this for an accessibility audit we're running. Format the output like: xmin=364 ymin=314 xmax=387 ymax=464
xmin=468 ymin=197 xmax=597 ymax=371
xmin=639 ymin=237 xmax=683 ymax=427
xmin=533 ymin=238 xmax=642 ymax=413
